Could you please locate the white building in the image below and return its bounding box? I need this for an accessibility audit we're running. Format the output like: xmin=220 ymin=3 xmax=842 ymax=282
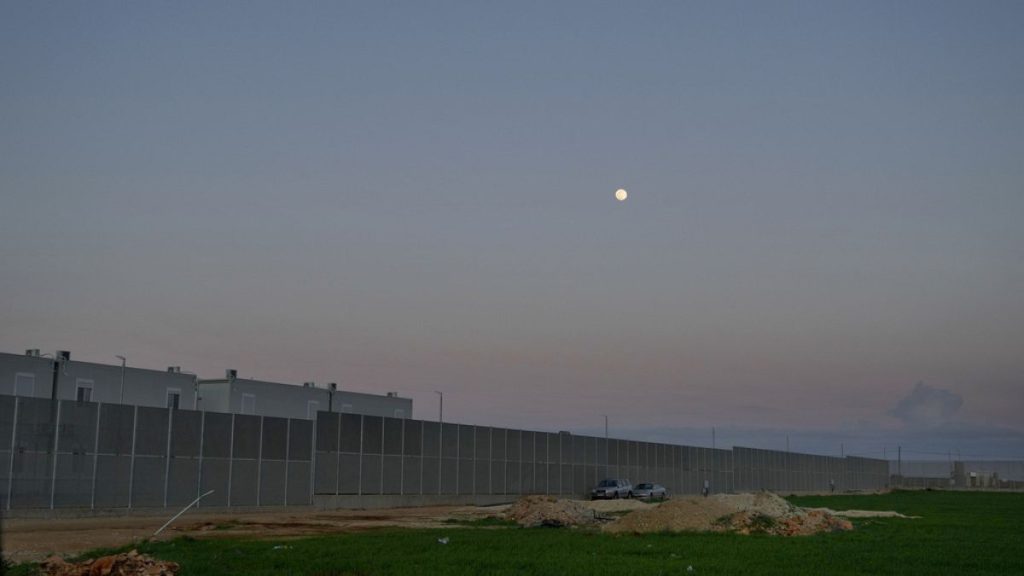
xmin=0 ymin=349 xmax=198 ymax=409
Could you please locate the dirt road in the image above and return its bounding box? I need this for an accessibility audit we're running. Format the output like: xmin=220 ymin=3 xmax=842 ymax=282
xmin=1 ymin=505 xmax=506 ymax=564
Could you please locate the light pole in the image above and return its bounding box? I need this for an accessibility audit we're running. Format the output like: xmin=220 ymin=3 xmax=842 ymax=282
xmin=434 ymin=391 xmax=443 ymax=424
xmin=115 ymin=355 xmax=127 ymax=404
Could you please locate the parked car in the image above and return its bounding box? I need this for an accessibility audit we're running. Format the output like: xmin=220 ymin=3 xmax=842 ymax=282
xmin=591 ymin=478 xmax=633 ymax=499
xmin=633 ymin=482 xmax=668 ymax=500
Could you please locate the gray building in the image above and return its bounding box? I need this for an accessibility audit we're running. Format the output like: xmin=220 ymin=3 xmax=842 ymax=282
xmin=198 ymin=370 xmax=412 ymax=420
xmin=0 ymin=349 xmax=198 ymax=409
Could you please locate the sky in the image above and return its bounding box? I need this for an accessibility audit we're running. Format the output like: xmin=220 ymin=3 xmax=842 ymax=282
xmin=1 ymin=1 xmax=1022 ymax=459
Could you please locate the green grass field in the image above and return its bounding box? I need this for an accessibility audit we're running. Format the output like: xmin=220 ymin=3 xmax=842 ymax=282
xmin=10 ymin=491 xmax=1024 ymax=575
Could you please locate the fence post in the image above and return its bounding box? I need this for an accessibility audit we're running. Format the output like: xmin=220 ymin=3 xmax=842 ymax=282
xmin=310 ymin=414 xmax=317 ymax=505
xmin=127 ymin=405 xmax=138 ymax=510
xmin=284 ymin=418 xmax=290 ymax=504
xmin=163 ymin=408 xmax=173 ymax=508
xmin=357 ymin=416 xmax=363 ymax=497
xmin=399 ymin=418 xmax=405 ymax=496
xmin=227 ymin=414 xmax=235 ymax=507
xmin=454 ymin=424 xmax=460 ymax=496
xmin=437 ymin=422 xmax=442 ymax=495
xmin=256 ymin=416 xmax=263 ymax=506
xmin=196 ymin=412 xmax=205 ymax=508
xmin=334 ymin=414 xmax=340 ymax=496
xmin=91 ymin=402 xmax=101 ymax=510
xmin=49 ymin=400 xmax=62 ymax=509
xmin=7 ymin=396 xmax=19 ymax=510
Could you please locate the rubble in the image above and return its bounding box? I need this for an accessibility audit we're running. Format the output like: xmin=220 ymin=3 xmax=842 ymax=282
xmin=39 ymin=550 xmax=179 ymax=576
xmin=605 ymin=492 xmax=854 ymax=536
xmin=506 ymin=496 xmax=598 ymax=528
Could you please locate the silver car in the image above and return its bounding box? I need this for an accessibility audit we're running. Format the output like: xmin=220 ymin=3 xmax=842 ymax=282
xmin=633 ymin=482 xmax=667 ymax=500
xmin=590 ymin=478 xmax=633 ymax=499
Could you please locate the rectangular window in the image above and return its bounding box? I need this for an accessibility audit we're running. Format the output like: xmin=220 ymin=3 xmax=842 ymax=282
xmin=394 ymin=409 xmax=405 ymax=419
xmin=14 ymin=373 xmax=35 ymax=396
xmin=166 ymin=388 xmax=181 ymax=410
xmin=307 ymin=400 xmax=320 ymax=419
xmin=76 ymin=379 xmax=94 ymax=403
xmin=241 ymin=393 xmax=256 ymax=415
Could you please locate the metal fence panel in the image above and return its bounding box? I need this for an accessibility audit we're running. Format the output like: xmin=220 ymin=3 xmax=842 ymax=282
xmin=289 ymin=420 xmax=313 ymax=462
xmin=422 ymin=421 xmax=440 ymax=458
xmin=403 ymin=456 xmax=421 ymax=494
xmin=362 ymin=417 xmax=383 ymax=455
xmin=315 ymin=451 xmax=338 ymax=494
xmin=339 ymin=453 xmax=360 ymax=494
xmin=361 ymin=454 xmax=382 ymax=494
xmin=441 ymin=457 xmax=458 ymax=494
xmin=134 ymin=407 xmax=168 ymax=457
xmin=170 ymin=410 xmax=202 ymax=457
xmin=382 ymin=418 xmax=403 ymax=456
xmin=382 ymin=455 xmax=402 ymax=494
xmin=340 ymin=414 xmax=362 ymax=454
xmin=286 ymin=461 xmax=311 ymax=505
xmin=51 ymin=453 xmax=93 ymax=507
xmin=233 ymin=415 xmax=261 ymax=459
xmin=167 ymin=459 xmax=199 ymax=506
xmin=231 ymin=459 xmax=259 ymax=506
xmin=403 ymin=420 xmax=422 ymax=456
xmin=199 ymin=459 xmax=230 ymax=507
xmin=458 ymin=458 xmax=474 ymax=495
xmin=93 ymin=454 xmax=131 ymax=508
xmin=421 ymin=456 xmax=439 ymax=494
xmin=316 ymin=412 xmax=339 ymax=453
xmin=131 ymin=456 xmax=165 ymax=507
xmin=202 ymin=413 xmax=232 ymax=459
xmin=259 ymin=460 xmax=287 ymax=505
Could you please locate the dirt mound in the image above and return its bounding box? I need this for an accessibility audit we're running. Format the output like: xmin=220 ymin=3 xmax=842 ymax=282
xmin=605 ymin=493 xmax=853 ymax=536
xmin=506 ymin=496 xmax=597 ymax=528
xmin=39 ymin=550 xmax=179 ymax=576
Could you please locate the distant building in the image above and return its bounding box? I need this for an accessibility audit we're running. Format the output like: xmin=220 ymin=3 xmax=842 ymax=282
xmin=0 ymin=349 xmax=197 ymax=409
xmin=197 ymin=370 xmax=412 ymax=420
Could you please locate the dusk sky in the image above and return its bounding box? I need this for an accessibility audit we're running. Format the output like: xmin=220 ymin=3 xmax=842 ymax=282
xmin=2 ymin=2 xmax=1022 ymax=458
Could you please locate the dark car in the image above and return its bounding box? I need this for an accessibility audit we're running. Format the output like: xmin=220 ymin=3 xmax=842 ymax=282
xmin=633 ymin=482 xmax=667 ymax=500
xmin=591 ymin=478 xmax=633 ymax=499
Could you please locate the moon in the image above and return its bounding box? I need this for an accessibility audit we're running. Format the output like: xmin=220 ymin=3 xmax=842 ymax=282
xmin=615 ymin=188 xmax=628 ymax=201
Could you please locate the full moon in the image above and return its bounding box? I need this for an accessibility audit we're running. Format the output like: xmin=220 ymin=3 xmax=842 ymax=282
xmin=615 ymin=188 xmax=628 ymax=201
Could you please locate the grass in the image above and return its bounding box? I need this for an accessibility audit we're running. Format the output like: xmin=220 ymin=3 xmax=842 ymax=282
xmin=9 ymin=491 xmax=1024 ymax=575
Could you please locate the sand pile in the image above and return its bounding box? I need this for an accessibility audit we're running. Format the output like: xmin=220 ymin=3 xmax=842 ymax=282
xmin=604 ymin=493 xmax=853 ymax=536
xmin=39 ymin=550 xmax=179 ymax=576
xmin=506 ymin=496 xmax=597 ymax=528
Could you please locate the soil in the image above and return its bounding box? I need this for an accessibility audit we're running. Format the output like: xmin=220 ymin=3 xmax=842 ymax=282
xmin=604 ymin=493 xmax=856 ymax=536
xmin=1 ymin=505 xmax=508 ymax=564
xmin=38 ymin=549 xmax=178 ymax=576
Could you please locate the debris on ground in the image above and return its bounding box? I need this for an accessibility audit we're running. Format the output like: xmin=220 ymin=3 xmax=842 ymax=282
xmin=39 ymin=550 xmax=179 ymax=576
xmin=506 ymin=496 xmax=598 ymax=528
xmin=604 ymin=492 xmax=854 ymax=536
xmin=804 ymin=507 xmax=918 ymax=519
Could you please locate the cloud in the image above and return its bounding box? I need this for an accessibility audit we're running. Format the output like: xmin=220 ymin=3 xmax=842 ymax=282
xmin=889 ymin=382 xmax=964 ymax=427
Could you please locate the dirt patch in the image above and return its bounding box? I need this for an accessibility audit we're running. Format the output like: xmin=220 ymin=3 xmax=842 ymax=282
xmin=506 ymin=496 xmax=598 ymax=528
xmin=580 ymin=499 xmax=653 ymax=514
xmin=604 ymin=493 xmax=854 ymax=536
xmin=1 ymin=505 xmax=510 ymax=563
xmin=805 ymin=508 xmax=918 ymax=519
xmin=39 ymin=549 xmax=178 ymax=576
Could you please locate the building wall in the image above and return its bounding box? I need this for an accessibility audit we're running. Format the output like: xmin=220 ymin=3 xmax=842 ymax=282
xmin=0 ymin=352 xmax=196 ymax=410
xmin=335 ymin=390 xmax=412 ymax=419
xmin=198 ymin=378 xmax=413 ymax=420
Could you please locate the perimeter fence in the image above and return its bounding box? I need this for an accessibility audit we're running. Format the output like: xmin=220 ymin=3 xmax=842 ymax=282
xmin=1 ymin=393 xmax=889 ymax=511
